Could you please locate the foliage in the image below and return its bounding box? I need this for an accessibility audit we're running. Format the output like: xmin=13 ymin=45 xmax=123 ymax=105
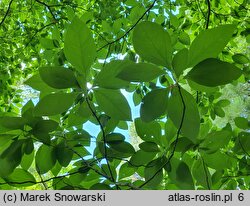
xmin=0 ymin=0 xmax=249 ymax=190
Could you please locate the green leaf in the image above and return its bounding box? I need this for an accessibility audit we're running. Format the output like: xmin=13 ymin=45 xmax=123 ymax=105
xmin=172 ymin=48 xmax=188 ymax=77
xmin=34 ymin=92 xmax=77 ymax=116
xmin=165 ymin=118 xmax=177 ymax=143
xmin=108 ymin=141 xmax=135 ymax=156
xmin=134 ymin=118 xmax=161 ymax=141
xmin=234 ymin=132 xmax=250 ymax=154
xmin=90 ymin=183 xmax=112 ymax=190
xmin=168 ymin=87 xmax=200 ymax=142
xmin=133 ymin=21 xmax=172 ymax=68
xmin=117 ymin=62 xmax=164 ymax=82
xmin=4 ymin=168 xmax=36 ymax=187
xmin=35 ymin=145 xmax=56 ymax=174
xmin=119 ymin=162 xmax=136 ymax=180
xmin=173 ymin=137 xmax=194 ymax=153
xmin=0 ymin=140 xmax=24 ymax=177
xmin=232 ymin=53 xmax=249 ymax=64
xmin=32 ymin=119 xmax=58 ymax=134
xmin=216 ymin=99 xmax=230 ymax=107
xmin=25 ymin=74 xmax=57 ymax=92
xmin=144 ymin=158 xmax=164 ymax=188
xmin=39 ymin=67 xmax=79 ymax=89
xmin=94 ymin=88 xmax=131 ymax=121
xmin=21 ymin=150 xmax=34 ymax=170
xmin=234 ymin=117 xmax=249 ymax=130
xmin=130 ymin=150 xmax=157 ymax=166
xmin=56 ymin=143 xmax=74 ymax=167
xmin=139 ymin=142 xmax=160 ymax=152
xmin=199 ymin=130 xmax=232 ymax=153
xmin=101 ymin=164 xmax=117 ymax=181
xmin=186 ymin=58 xmax=242 ymax=87
xmin=140 ymin=88 xmax=169 ymax=122
xmin=168 ymin=158 xmax=194 ymax=189
xmin=23 ymin=139 xmax=34 ymax=155
xmin=0 ymin=117 xmax=27 ymax=130
xmin=192 ymin=158 xmax=212 ymax=189
xmin=94 ymin=60 xmax=131 ymax=89
xmin=64 ymin=16 xmax=96 ymax=77
xmin=188 ymin=24 xmax=236 ymax=67
xmin=202 ymin=151 xmax=236 ymax=170
xmin=179 ymin=32 xmax=190 ymax=45
xmin=106 ymin=133 xmax=125 ymax=143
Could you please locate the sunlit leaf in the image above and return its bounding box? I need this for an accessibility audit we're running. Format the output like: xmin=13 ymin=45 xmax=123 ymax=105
xmin=133 ymin=21 xmax=172 ymax=68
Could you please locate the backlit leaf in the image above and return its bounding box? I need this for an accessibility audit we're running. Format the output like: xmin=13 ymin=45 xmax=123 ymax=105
xmin=140 ymin=88 xmax=169 ymax=122
xmin=117 ymin=62 xmax=164 ymax=82
xmin=35 ymin=145 xmax=56 ymax=174
xmin=64 ymin=17 xmax=96 ymax=77
xmin=39 ymin=67 xmax=79 ymax=89
xmin=94 ymin=88 xmax=131 ymax=121
xmin=172 ymin=48 xmax=188 ymax=77
xmin=188 ymin=24 xmax=236 ymax=67
xmin=168 ymin=87 xmax=200 ymax=142
xmin=133 ymin=21 xmax=172 ymax=68
xmin=34 ymin=92 xmax=77 ymax=116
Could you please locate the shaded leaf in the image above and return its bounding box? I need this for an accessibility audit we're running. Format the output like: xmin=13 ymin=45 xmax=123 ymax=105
xmin=34 ymin=92 xmax=77 ymax=116
xmin=140 ymin=88 xmax=169 ymax=122
xmin=0 ymin=140 xmax=24 ymax=177
xmin=0 ymin=117 xmax=27 ymax=130
xmin=187 ymin=58 xmax=242 ymax=87
xmin=168 ymin=158 xmax=194 ymax=189
xmin=39 ymin=66 xmax=79 ymax=89
xmin=4 ymin=168 xmax=36 ymax=187
xmin=192 ymin=158 xmax=212 ymax=189
xmin=35 ymin=145 xmax=56 ymax=174
xmin=199 ymin=130 xmax=232 ymax=153
xmin=134 ymin=118 xmax=161 ymax=141
xmin=234 ymin=117 xmax=249 ymax=130
xmin=130 ymin=150 xmax=157 ymax=166
xmin=139 ymin=142 xmax=160 ymax=152
xmin=232 ymin=53 xmax=249 ymax=64
xmin=106 ymin=133 xmax=125 ymax=143
xmin=56 ymin=143 xmax=74 ymax=167
xmin=172 ymin=48 xmax=188 ymax=77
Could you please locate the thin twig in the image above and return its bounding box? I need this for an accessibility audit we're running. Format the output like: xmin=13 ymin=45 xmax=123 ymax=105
xmin=0 ymin=0 xmax=14 ymax=27
xmin=97 ymin=0 xmax=157 ymax=52
xmin=139 ymin=84 xmax=186 ymax=188
xmin=25 ymin=22 xmax=56 ymax=47
xmin=205 ymin=0 xmax=211 ymax=29
xmin=34 ymin=0 xmax=57 ymax=21
xmin=85 ymin=97 xmax=119 ymax=189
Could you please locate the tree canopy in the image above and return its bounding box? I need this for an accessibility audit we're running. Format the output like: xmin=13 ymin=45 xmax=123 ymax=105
xmin=0 ymin=0 xmax=249 ymax=190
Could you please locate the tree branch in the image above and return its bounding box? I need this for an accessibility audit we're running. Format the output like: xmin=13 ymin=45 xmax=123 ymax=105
xmin=0 ymin=0 xmax=14 ymax=27
xmin=139 ymin=84 xmax=186 ymax=188
xmin=85 ymin=97 xmax=119 ymax=189
xmin=97 ymin=0 xmax=157 ymax=52
xmin=205 ymin=0 xmax=211 ymax=29
xmin=25 ymin=22 xmax=56 ymax=47
xmin=34 ymin=0 xmax=57 ymax=21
